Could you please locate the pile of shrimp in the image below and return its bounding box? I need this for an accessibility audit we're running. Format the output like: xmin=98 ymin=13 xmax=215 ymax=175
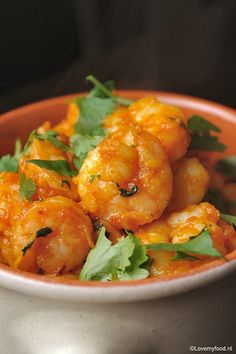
xmin=0 ymin=96 xmax=236 ymax=278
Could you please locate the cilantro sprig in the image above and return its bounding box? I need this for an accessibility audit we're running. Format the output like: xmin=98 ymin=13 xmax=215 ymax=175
xmin=34 ymin=130 xmax=70 ymax=152
xmin=80 ymin=227 xmax=223 ymax=282
xmin=19 ymin=173 xmax=37 ymax=201
xmin=74 ymin=75 xmax=132 ymax=135
xmin=80 ymin=227 xmax=149 ymax=281
xmin=70 ymin=75 xmax=133 ymax=171
xmin=0 ymin=139 xmax=22 ymax=172
xmin=146 ymin=229 xmax=222 ymax=258
xmin=27 ymin=159 xmax=77 ymax=178
xmin=188 ymin=115 xmax=226 ymax=152
xmin=70 ymin=134 xmax=104 ymax=171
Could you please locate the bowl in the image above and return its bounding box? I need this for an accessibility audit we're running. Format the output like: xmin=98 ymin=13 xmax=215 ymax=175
xmin=0 ymin=91 xmax=236 ymax=354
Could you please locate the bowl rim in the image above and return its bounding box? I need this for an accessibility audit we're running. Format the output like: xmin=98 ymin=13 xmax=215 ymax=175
xmin=0 ymin=90 xmax=236 ymax=303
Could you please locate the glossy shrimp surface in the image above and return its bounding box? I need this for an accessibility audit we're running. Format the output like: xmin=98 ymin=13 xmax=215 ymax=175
xmin=167 ymin=157 xmax=210 ymax=212
xmin=54 ymin=102 xmax=79 ymax=137
xmin=129 ymin=96 xmax=190 ymax=161
xmin=135 ymin=202 xmax=235 ymax=277
xmin=74 ymin=127 xmax=173 ymax=230
xmin=9 ymin=196 xmax=94 ymax=275
xmin=19 ymin=137 xmax=79 ymax=201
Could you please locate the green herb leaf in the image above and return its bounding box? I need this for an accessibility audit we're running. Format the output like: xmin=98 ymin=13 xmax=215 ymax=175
xmin=74 ymin=75 xmax=133 ymax=135
xmin=146 ymin=229 xmax=222 ymax=258
xmin=86 ymin=75 xmax=133 ymax=106
xmin=27 ymin=159 xmax=77 ymax=178
xmin=0 ymin=139 xmax=22 ymax=172
xmin=23 ymin=130 xmax=36 ymax=155
xmin=19 ymin=173 xmax=37 ymax=201
xmin=22 ymin=227 xmax=53 ymax=255
xmin=80 ymin=227 xmax=149 ymax=281
xmin=36 ymin=227 xmax=53 ymax=237
xmin=189 ymin=135 xmax=226 ymax=152
xmin=74 ymin=96 xmax=116 ymax=135
xmin=70 ymin=134 xmax=104 ymax=171
xmin=22 ymin=241 xmax=34 ymax=256
xmin=35 ymin=130 xmax=70 ymax=152
xmin=221 ymin=213 xmax=236 ymax=228
xmin=172 ymin=252 xmax=198 ymax=261
xmin=187 ymin=115 xmax=226 ymax=152
xmin=119 ymin=185 xmax=139 ymax=197
xmin=215 ymin=156 xmax=236 ymax=180
xmin=73 ymin=154 xmax=87 ymax=171
xmin=187 ymin=115 xmax=221 ymax=134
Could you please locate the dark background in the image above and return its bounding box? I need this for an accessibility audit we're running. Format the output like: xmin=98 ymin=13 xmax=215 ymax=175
xmin=1 ymin=0 xmax=236 ymax=114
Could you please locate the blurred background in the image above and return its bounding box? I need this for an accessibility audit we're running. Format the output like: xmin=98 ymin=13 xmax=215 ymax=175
xmin=0 ymin=0 xmax=236 ymax=114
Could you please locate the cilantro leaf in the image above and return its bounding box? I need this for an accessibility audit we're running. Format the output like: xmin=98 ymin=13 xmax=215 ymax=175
xmin=187 ymin=115 xmax=221 ymax=134
xmin=35 ymin=130 xmax=70 ymax=152
xmin=22 ymin=227 xmax=53 ymax=255
xmin=120 ymin=231 xmax=149 ymax=280
xmin=189 ymin=135 xmax=226 ymax=152
xmin=74 ymin=75 xmax=133 ymax=135
xmin=187 ymin=115 xmax=226 ymax=152
xmin=36 ymin=227 xmax=53 ymax=237
xmin=27 ymin=159 xmax=77 ymax=178
xmin=80 ymin=227 xmax=149 ymax=281
xmin=23 ymin=130 xmax=36 ymax=155
xmin=74 ymin=96 xmax=116 ymax=135
xmin=0 ymin=155 xmax=19 ymax=173
xmin=146 ymin=229 xmax=222 ymax=258
xmin=70 ymin=134 xmax=104 ymax=171
xmin=19 ymin=173 xmax=37 ymax=201
xmin=0 ymin=139 xmax=22 ymax=172
xmin=221 ymin=213 xmax=236 ymax=228
xmin=86 ymin=75 xmax=133 ymax=106
xmin=215 ymin=156 xmax=236 ymax=180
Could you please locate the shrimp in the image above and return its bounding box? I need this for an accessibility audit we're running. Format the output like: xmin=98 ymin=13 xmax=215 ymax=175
xmin=7 ymin=196 xmax=94 ymax=275
xmin=135 ymin=202 xmax=235 ymax=277
xmin=0 ymin=173 xmax=30 ymax=232
xmin=74 ymin=127 xmax=173 ymax=230
xmin=19 ymin=137 xmax=79 ymax=201
xmin=0 ymin=173 xmax=31 ymax=265
xmin=129 ymin=96 xmax=190 ymax=162
xmin=167 ymin=157 xmax=210 ymax=212
xmin=54 ymin=102 xmax=79 ymax=137
xmin=104 ymin=97 xmax=190 ymax=162
xmin=136 ymin=202 xmax=225 ymax=249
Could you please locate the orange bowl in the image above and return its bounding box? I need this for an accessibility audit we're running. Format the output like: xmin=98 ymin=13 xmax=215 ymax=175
xmin=0 ymin=91 xmax=236 ymax=302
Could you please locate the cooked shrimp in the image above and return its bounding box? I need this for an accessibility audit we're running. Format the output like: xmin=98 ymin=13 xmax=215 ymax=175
xmin=167 ymin=157 xmax=210 ymax=212
xmin=135 ymin=202 xmax=234 ymax=277
xmin=0 ymin=173 xmax=31 ymax=265
xmin=128 ymin=96 xmax=190 ymax=162
xmin=19 ymin=137 xmax=79 ymax=201
xmin=0 ymin=173 xmax=30 ymax=232
xmin=136 ymin=202 xmax=225 ymax=250
xmin=54 ymin=102 xmax=79 ymax=137
xmin=74 ymin=127 xmax=173 ymax=230
xmin=8 ymin=196 xmax=94 ymax=275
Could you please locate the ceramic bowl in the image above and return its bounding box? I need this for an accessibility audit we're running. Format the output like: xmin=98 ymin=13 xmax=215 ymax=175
xmin=0 ymin=91 xmax=236 ymax=354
